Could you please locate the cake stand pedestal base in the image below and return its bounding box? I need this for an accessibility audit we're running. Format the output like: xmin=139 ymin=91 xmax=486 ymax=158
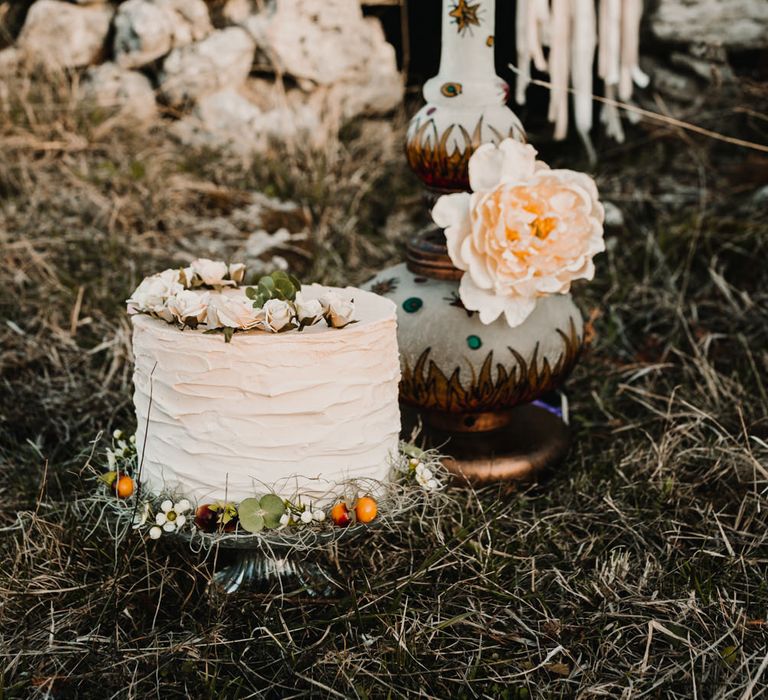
xmin=402 ymin=395 xmax=570 ymax=484
xmin=209 ymin=550 xmax=337 ymax=596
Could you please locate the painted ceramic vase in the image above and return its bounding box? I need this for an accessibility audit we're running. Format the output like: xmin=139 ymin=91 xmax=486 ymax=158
xmin=405 ymin=0 xmax=525 ymax=192
xmin=364 ymin=263 xmax=584 ymax=432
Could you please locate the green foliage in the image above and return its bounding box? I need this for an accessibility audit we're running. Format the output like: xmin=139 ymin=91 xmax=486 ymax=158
xmin=245 ymin=270 xmax=302 ymax=309
xmin=237 ymin=498 xmax=264 ymax=533
xmin=237 ymin=494 xmax=286 ymax=533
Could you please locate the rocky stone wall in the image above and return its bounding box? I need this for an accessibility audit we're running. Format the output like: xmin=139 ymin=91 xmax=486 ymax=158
xmin=0 ymin=0 xmax=404 ymax=154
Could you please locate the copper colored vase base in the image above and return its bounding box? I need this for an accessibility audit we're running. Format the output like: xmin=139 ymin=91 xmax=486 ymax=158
xmin=401 ymin=402 xmax=570 ymax=484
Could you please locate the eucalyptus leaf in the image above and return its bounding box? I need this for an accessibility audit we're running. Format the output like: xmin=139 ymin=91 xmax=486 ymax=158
xmin=259 ymin=494 xmax=285 ymax=528
xmin=238 ymin=498 xmax=265 ymax=533
xmin=274 ymin=278 xmax=294 ymax=300
xmin=245 ymin=287 xmax=257 ymax=300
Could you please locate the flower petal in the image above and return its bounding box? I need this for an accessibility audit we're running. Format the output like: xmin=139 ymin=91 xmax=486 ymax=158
xmin=502 ymin=296 xmax=537 ymax=328
xmin=160 ymin=499 xmax=173 ymax=513
xmin=432 ymin=192 xmax=470 ymax=229
xmin=468 ymin=142 xmax=506 ymax=192
xmin=459 ymin=275 xmax=506 ymax=324
xmin=498 ymin=139 xmax=538 ymax=183
xmin=433 ymin=192 xmax=472 ymax=270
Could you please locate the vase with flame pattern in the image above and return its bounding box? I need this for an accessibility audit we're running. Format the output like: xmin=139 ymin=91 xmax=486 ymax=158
xmin=366 ymin=0 xmax=584 ymax=479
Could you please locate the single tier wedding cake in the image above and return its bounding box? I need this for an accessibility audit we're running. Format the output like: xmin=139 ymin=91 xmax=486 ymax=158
xmin=128 ymin=262 xmax=401 ymax=505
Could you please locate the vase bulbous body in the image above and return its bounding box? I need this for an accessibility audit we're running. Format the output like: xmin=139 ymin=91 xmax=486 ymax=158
xmin=364 ymin=263 xmax=584 ymax=431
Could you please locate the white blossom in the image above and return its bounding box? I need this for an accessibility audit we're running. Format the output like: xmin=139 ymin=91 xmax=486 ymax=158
xmin=432 ymin=138 xmax=605 ymax=327
xmin=154 ymin=499 xmax=192 ymax=533
xmin=205 ymin=294 xmax=264 ymax=330
xmin=126 ymin=268 xmax=183 ymax=318
xmin=320 ymin=290 xmax=355 ymax=328
xmin=294 ymin=293 xmax=324 ymax=325
xmin=166 ymin=290 xmax=210 ymax=325
xmin=228 ymin=263 xmax=246 ymax=285
xmin=190 ymin=258 xmax=231 ymax=287
xmin=262 ymin=298 xmax=295 ymax=332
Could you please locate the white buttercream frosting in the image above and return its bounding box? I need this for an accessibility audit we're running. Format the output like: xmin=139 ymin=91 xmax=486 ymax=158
xmin=131 ymin=284 xmax=401 ymax=505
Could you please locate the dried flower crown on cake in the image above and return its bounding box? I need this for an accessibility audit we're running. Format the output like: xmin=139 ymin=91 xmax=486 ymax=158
xmin=432 ymin=138 xmax=606 ymax=328
xmin=127 ymin=260 xmax=356 ymax=341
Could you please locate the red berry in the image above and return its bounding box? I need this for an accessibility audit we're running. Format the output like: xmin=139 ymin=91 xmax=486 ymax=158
xmin=330 ymin=502 xmax=351 ymax=527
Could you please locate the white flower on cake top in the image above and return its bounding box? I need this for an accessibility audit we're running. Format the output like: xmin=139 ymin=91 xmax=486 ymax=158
xmin=126 ymin=264 xmax=356 ymax=339
xmin=432 ymin=138 xmax=605 ymax=328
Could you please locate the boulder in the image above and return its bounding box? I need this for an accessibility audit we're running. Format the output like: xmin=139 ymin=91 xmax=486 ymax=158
xmin=242 ymin=0 xmax=402 ymax=119
xmin=113 ymin=0 xmax=213 ymax=69
xmin=159 ymin=27 xmax=255 ymax=106
xmin=243 ymin=0 xmax=398 ymax=83
xmin=0 ymin=47 xmax=19 ymax=73
xmin=328 ymin=18 xmax=402 ymax=119
xmin=171 ymin=86 xmax=321 ymax=154
xmin=650 ymin=0 xmax=768 ymax=50
xmin=16 ymin=0 xmax=113 ymax=68
xmin=80 ymin=62 xmax=158 ymax=123
xmin=209 ymin=0 xmax=256 ymax=27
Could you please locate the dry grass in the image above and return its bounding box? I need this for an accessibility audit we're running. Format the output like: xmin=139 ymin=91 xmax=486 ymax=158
xmin=1 ymin=68 xmax=767 ymax=698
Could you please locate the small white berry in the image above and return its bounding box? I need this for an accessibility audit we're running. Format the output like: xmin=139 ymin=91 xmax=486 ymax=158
xmin=300 ymin=510 xmax=313 ymax=524
xmin=313 ymin=510 xmax=326 ymax=522
xmin=113 ymin=429 xmax=123 ymax=440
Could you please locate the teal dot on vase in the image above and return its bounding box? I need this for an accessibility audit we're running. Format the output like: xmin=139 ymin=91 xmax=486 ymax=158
xmin=467 ymin=335 xmax=482 ymax=350
xmin=403 ymin=297 xmax=423 ymax=313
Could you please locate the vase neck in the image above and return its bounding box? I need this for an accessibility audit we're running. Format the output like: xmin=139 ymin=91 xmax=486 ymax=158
xmin=441 ymin=0 xmax=496 ymax=78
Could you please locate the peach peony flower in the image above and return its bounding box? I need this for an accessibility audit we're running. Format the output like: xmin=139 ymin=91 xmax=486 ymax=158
xmin=432 ymin=138 xmax=605 ymax=327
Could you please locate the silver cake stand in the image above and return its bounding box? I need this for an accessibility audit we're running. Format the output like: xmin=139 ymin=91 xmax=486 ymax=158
xmin=180 ymin=520 xmax=381 ymax=596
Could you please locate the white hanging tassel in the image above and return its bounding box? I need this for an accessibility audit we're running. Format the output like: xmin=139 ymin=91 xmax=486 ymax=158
xmin=598 ymin=0 xmax=625 ymax=142
xmin=620 ymin=0 xmax=649 ymax=102
xmin=515 ymin=0 xmax=549 ymax=105
xmin=515 ymin=0 xmax=531 ymax=104
xmin=513 ymin=0 xmax=647 ymax=148
xmin=571 ymin=0 xmax=597 ymax=160
xmin=548 ymin=0 xmax=570 ymax=140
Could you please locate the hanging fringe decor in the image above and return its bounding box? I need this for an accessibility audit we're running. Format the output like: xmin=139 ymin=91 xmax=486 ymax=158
xmin=515 ymin=0 xmax=649 ymax=156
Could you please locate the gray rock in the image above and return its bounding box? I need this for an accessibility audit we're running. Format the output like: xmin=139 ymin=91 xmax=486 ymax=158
xmin=242 ymin=0 xmax=402 ymax=119
xmin=17 ymin=0 xmax=113 ymax=68
xmin=171 ymin=87 xmax=321 ymax=154
xmin=114 ymin=0 xmax=213 ymax=69
xmin=159 ymin=27 xmax=255 ymax=106
xmin=210 ymin=0 xmax=257 ymax=27
xmin=80 ymin=62 xmax=158 ymax=123
xmin=0 ymin=47 xmax=19 ymax=73
xmin=651 ymin=0 xmax=768 ymax=50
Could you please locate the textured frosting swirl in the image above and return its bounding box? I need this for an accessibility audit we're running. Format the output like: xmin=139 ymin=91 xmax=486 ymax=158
xmin=132 ymin=284 xmax=401 ymax=504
